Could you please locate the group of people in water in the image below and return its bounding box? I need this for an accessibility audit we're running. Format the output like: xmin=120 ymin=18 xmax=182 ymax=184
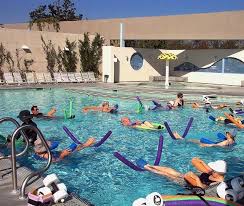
xmin=3 ymin=92 xmax=243 ymax=192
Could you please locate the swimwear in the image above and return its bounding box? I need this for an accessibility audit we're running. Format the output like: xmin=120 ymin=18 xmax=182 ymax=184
xmin=199 ymin=173 xmax=214 ymax=186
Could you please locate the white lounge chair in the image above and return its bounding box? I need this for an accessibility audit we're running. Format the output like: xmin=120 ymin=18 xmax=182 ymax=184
xmin=3 ymin=72 xmax=16 ymax=84
xmin=13 ymin=72 xmax=26 ymax=84
xmin=26 ymin=72 xmax=36 ymax=84
xmin=60 ymin=73 xmax=70 ymax=83
xmin=82 ymin=72 xmax=90 ymax=83
xmin=74 ymin=73 xmax=84 ymax=83
xmin=35 ymin=73 xmax=46 ymax=84
xmin=43 ymin=73 xmax=54 ymax=83
xmin=87 ymin=72 xmax=96 ymax=83
xmin=67 ymin=73 xmax=78 ymax=83
xmin=53 ymin=73 xmax=62 ymax=83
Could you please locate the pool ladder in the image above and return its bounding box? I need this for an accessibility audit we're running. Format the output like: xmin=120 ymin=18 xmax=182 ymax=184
xmin=0 ymin=117 xmax=52 ymax=199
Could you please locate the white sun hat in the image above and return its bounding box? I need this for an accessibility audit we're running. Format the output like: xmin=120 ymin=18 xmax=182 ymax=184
xmin=208 ymin=160 xmax=227 ymax=174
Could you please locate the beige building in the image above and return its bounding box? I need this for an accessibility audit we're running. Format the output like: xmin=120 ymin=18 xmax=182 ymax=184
xmin=2 ymin=10 xmax=244 ymax=85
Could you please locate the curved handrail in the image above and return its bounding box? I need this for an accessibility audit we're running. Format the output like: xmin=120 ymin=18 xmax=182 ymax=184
xmin=0 ymin=117 xmax=29 ymax=160
xmin=10 ymin=125 xmax=52 ymax=197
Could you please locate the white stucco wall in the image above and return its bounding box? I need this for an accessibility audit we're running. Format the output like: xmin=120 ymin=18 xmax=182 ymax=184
xmin=102 ymin=46 xmax=244 ymax=85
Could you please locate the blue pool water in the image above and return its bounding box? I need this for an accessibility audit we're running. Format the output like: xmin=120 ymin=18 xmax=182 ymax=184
xmin=0 ymin=88 xmax=243 ymax=206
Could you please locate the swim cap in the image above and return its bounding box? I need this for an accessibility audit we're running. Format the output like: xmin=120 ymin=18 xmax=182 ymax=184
xmin=229 ymin=129 xmax=237 ymax=138
xmin=208 ymin=160 xmax=227 ymax=174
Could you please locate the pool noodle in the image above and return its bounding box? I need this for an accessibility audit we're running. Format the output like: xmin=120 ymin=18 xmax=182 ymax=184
xmin=209 ymin=116 xmax=216 ymax=121
xmin=200 ymin=138 xmax=218 ymax=144
xmin=136 ymin=96 xmax=143 ymax=106
xmin=63 ymin=126 xmax=112 ymax=147
xmin=154 ymin=135 xmax=163 ymax=166
xmin=63 ymin=126 xmax=82 ymax=144
xmin=113 ymin=152 xmax=145 ymax=171
xmin=217 ymin=133 xmax=226 ymax=141
xmin=164 ymin=122 xmax=177 ymax=139
xmin=69 ymin=99 xmax=73 ymax=117
xmin=182 ymin=117 xmax=194 ymax=138
xmin=93 ymin=131 xmax=112 ymax=147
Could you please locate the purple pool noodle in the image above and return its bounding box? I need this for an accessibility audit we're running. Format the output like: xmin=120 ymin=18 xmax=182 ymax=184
xmin=113 ymin=152 xmax=145 ymax=171
xmin=63 ymin=126 xmax=82 ymax=144
xmin=164 ymin=200 xmax=228 ymax=206
xmin=154 ymin=135 xmax=164 ymax=166
xmin=136 ymin=96 xmax=143 ymax=105
xmin=236 ymin=110 xmax=244 ymax=115
xmin=182 ymin=117 xmax=194 ymax=138
xmin=93 ymin=131 xmax=112 ymax=147
xmin=164 ymin=122 xmax=177 ymax=139
xmin=152 ymin=100 xmax=162 ymax=107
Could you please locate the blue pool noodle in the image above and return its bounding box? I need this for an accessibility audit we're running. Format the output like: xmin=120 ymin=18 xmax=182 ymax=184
xmin=200 ymin=138 xmax=218 ymax=144
xmin=209 ymin=116 xmax=216 ymax=121
xmin=154 ymin=135 xmax=164 ymax=166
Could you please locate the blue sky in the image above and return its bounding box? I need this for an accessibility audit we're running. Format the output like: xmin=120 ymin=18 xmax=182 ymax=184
xmin=1 ymin=0 xmax=244 ymax=24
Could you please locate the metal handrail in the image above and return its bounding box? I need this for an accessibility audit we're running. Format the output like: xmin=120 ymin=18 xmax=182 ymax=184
xmin=0 ymin=117 xmax=29 ymax=160
xmin=15 ymin=125 xmax=52 ymax=198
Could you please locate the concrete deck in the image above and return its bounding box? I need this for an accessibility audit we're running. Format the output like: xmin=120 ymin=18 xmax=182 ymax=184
xmin=0 ymin=155 xmax=92 ymax=206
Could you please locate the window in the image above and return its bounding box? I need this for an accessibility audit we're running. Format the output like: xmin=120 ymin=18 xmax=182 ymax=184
xmin=130 ymin=53 xmax=143 ymax=70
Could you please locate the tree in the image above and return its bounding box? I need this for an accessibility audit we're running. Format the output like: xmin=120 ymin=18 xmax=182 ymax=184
xmin=79 ymin=33 xmax=104 ymax=77
xmin=5 ymin=51 xmax=14 ymax=72
xmin=29 ymin=0 xmax=82 ymax=32
xmin=61 ymin=39 xmax=78 ymax=72
xmin=41 ymin=35 xmax=57 ymax=77
xmin=56 ymin=46 xmax=64 ymax=72
xmin=0 ymin=43 xmax=6 ymax=80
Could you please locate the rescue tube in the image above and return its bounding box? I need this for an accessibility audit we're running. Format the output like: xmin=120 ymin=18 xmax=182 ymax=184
xmin=224 ymin=113 xmax=244 ymax=129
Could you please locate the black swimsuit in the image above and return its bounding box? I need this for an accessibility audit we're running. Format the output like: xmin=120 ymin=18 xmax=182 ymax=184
xmin=199 ymin=173 xmax=215 ymax=186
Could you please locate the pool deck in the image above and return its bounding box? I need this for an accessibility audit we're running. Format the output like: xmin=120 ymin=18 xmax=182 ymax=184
xmin=0 ymin=81 xmax=243 ymax=96
xmin=0 ymin=155 xmax=92 ymax=206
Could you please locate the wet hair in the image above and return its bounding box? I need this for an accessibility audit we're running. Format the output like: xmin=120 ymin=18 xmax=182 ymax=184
xmin=31 ymin=106 xmax=38 ymax=111
xmin=177 ymin=92 xmax=183 ymax=98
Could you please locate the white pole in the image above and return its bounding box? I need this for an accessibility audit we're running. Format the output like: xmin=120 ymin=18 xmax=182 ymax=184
xmin=120 ymin=23 xmax=125 ymax=47
xmin=165 ymin=60 xmax=169 ymax=89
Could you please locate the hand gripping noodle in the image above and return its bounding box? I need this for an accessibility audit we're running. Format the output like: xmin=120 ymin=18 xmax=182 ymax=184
xmin=132 ymin=198 xmax=147 ymax=206
xmin=146 ymin=192 xmax=164 ymax=206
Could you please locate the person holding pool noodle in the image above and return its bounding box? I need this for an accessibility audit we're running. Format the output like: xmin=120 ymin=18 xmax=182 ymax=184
xmin=137 ymin=158 xmax=226 ymax=189
xmin=172 ymin=129 xmax=236 ymax=148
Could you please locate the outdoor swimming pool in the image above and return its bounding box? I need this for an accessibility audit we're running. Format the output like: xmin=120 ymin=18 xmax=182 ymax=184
xmin=0 ymin=88 xmax=243 ymax=206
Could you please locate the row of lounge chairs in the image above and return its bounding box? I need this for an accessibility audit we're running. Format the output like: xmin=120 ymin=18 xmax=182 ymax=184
xmin=1 ymin=72 xmax=97 ymax=84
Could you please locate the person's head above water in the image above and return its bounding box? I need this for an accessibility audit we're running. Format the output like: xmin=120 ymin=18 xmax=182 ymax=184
xmin=207 ymin=160 xmax=227 ymax=175
xmin=31 ymin=106 xmax=40 ymax=115
xmin=121 ymin=117 xmax=131 ymax=126
xmin=177 ymin=92 xmax=183 ymax=99
xmin=102 ymin=101 xmax=109 ymax=108
xmin=17 ymin=110 xmax=33 ymax=122
xmin=226 ymin=129 xmax=237 ymax=141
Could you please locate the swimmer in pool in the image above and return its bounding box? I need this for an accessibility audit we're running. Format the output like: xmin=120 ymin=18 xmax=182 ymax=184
xmin=31 ymin=106 xmax=57 ymax=118
xmin=138 ymin=158 xmax=226 ymax=189
xmin=173 ymin=129 xmax=236 ymax=147
xmin=121 ymin=117 xmax=163 ymax=129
